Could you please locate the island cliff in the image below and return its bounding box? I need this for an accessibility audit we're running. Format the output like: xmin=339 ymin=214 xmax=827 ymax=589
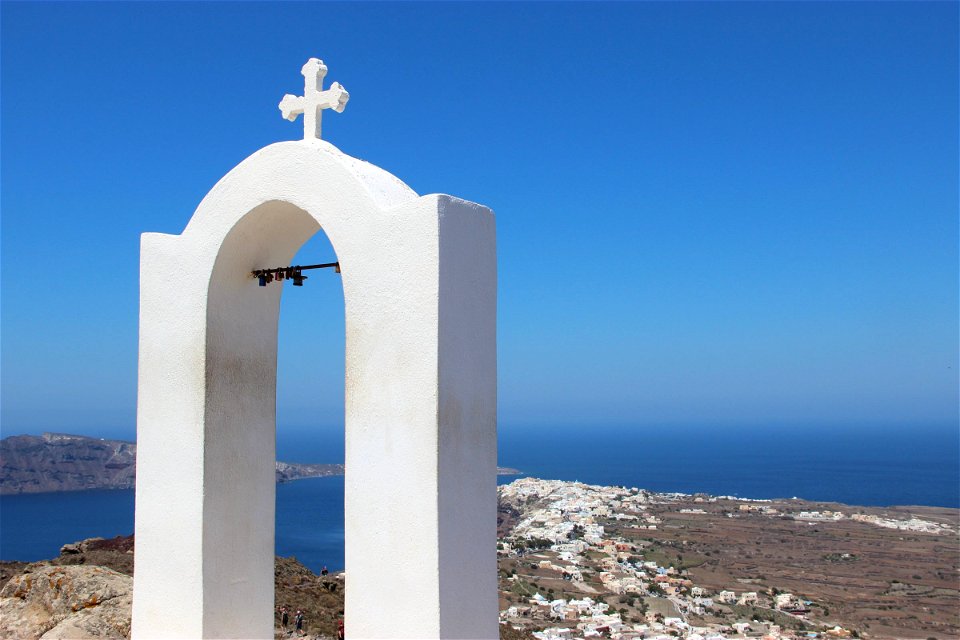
xmin=0 ymin=433 xmax=518 ymax=495
xmin=0 ymin=433 xmax=343 ymax=495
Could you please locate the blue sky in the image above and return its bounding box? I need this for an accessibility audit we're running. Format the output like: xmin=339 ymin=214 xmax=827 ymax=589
xmin=2 ymin=2 xmax=957 ymax=440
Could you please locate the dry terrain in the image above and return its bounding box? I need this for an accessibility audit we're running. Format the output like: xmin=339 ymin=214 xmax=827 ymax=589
xmin=495 ymin=482 xmax=959 ymax=639
xmin=619 ymin=498 xmax=960 ymax=638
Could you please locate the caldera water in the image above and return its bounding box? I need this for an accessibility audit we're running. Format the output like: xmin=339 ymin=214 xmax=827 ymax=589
xmin=2 ymin=423 xmax=956 ymax=573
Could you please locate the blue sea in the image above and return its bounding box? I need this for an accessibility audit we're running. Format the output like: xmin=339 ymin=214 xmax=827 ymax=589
xmin=2 ymin=424 xmax=957 ymax=574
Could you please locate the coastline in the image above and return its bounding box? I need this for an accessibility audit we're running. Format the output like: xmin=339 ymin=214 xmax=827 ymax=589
xmin=3 ymin=477 xmax=956 ymax=639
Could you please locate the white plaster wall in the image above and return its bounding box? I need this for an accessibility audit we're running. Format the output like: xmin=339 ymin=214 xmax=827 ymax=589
xmin=133 ymin=139 xmax=497 ymax=639
xmin=437 ymin=197 xmax=498 ymax=639
xmin=203 ymin=202 xmax=320 ymax=639
xmin=342 ymin=193 xmax=443 ymax=638
xmin=134 ymin=232 xmax=208 ymax=639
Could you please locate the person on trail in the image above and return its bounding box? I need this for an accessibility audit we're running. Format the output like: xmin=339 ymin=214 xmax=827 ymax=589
xmin=321 ymin=565 xmax=329 ymax=576
xmin=280 ymin=606 xmax=289 ymax=631
xmin=337 ymin=618 xmax=345 ymax=640
xmin=295 ymin=610 xmax=304 ymax=635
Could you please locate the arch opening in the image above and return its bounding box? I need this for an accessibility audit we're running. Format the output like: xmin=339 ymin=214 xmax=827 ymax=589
xmin=275 ymin=229 xmax=346 ymax=573
xmin=274 ymin=228 xmax=347 ymax=637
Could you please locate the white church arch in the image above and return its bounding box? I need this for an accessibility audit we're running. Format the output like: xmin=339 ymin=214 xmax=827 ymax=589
xmin=133 ymin=139 xmax=497 ymax=638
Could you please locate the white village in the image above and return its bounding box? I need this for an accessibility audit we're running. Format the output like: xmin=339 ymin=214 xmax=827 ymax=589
xmin=493 ymin=477 xmax=955 ymax=640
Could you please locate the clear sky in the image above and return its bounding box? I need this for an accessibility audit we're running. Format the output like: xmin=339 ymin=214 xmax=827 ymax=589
xmin=2 ymin=2 xmax=957 ymax=440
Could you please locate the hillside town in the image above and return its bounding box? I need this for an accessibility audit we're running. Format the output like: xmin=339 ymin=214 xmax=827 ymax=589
xmin=496 ymin=478 xmax=957 ymax=640
xmin=1 ymin=477 xmax=956 ymax=640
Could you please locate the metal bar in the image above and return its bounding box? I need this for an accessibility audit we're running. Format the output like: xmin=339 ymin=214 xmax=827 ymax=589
xmin=251 ymin=262 xmax=339 ymax=276
xmin=292 ymin=262 xmax=340 ymax=271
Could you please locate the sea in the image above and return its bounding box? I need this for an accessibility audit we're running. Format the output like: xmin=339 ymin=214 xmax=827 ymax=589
xmin=1 ymin=424 xmax=957 ymax=574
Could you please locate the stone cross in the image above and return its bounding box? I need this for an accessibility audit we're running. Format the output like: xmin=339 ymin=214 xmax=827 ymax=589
xmin=279 ymin=58 xmax=349 ymax=140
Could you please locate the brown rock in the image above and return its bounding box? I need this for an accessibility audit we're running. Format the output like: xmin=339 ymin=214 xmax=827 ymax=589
xmin=0 ymin=564 xmax=132 ymax=639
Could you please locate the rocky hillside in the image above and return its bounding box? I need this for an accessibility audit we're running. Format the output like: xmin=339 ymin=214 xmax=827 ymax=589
xmin=0 ymin=535 xmax=344 ymax=640
xmin=0 ymin=433 xmax=343 ymax=495
xmin=0 ymin=535 xmax=534 ymax=640
xmin=0 ymin=536 xmax=345 ymax=639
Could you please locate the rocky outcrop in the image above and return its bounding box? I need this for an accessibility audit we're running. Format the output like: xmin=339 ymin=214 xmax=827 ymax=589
xmin=0 ymin=536 xmax=342 ymax=640
xmin=54 ymin=536 xmax=135 ymax=577
xmin=0 ymin=564 xmax=132 ymax=639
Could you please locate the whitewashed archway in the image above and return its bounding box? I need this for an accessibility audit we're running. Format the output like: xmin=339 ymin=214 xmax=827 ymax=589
xmin=132 ymin=138 xmax=497 ymax=639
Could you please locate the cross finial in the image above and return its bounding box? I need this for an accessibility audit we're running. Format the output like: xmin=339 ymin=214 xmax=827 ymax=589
xmin=279 ymin=58 xmax=349 ymax=140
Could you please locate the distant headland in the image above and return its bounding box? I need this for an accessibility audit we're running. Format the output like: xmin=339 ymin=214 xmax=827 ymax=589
xmin=0 ymin=433 xmax=520 ymax=495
